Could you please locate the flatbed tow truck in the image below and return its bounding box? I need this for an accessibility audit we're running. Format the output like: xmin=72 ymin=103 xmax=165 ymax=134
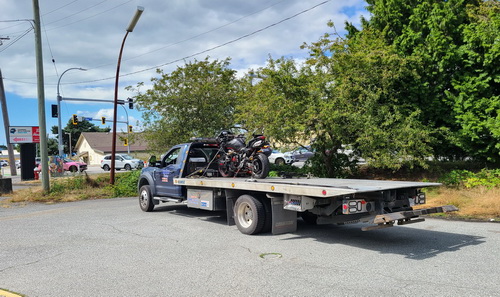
xmin=138 ymin=140 xmax=458 ymax=235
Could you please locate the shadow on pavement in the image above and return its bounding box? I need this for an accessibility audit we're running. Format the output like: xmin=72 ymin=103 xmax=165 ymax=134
xmin=282 ymin=219 xmax=485 ymax=260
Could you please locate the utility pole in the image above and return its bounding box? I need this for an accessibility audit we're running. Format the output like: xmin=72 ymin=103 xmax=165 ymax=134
xmin=0 ymin=69 xmax=17 ymax=176
xmin=32 ymin=0 xmax=49 ymax=192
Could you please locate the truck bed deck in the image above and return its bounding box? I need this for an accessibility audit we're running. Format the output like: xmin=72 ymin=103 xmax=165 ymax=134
xmin=175 ymin=177 xmax=440 ymax=198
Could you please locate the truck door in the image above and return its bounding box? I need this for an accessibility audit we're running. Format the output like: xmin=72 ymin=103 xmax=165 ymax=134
xmin=154 ymin=145 xmax=186 ymax=198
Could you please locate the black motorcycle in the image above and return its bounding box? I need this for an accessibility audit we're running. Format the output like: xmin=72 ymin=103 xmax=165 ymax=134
xmin=216 ymin=131 xmax=271 ymax=179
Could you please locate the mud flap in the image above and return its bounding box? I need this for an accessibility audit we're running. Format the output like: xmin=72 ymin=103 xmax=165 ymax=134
xmin=271 ymin=196 xmax=297 ymax=235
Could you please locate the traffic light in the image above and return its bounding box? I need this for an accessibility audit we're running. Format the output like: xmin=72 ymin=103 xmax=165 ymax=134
xmin=51 ymin=104 xmax=58 ymax=118
xmin=72 ymin=114 xmax=78 ymax=125
xmin=127 ymin=97 xmax=133 ymax=109
xmin=128 ymin=125 xmax=133 ymax=133
xmin=101 ymin=117 xmax=106 ymax=125
xmin=124 ymin=138 xmax=129 ymax=146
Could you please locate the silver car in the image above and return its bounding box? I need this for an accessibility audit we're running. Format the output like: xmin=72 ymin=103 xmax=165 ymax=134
xmin=101 ymin=154 xmax=144 ymax=171
xmin=268 ymin=150 xmax=294 ymax=165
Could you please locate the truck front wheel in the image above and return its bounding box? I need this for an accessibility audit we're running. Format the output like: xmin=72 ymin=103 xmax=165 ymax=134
xmin=234 ymin=195 xmax=266 ymax=235
xmin=139 ymin=185 xmax=154 ymax=212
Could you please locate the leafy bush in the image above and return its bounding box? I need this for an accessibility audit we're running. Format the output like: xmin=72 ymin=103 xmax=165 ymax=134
xmin=112 ymin=170 xmax=140 ymax=197
xmin=439 ymin=169 xmax=500 ymax=188
xmin=269 ymin=164 xmax=307 ymax=177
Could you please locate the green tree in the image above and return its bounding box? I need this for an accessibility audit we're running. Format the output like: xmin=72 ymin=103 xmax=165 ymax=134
xmin=238 ymin=29 xmax=432 ymax=177
xmin=450 ymin=1 xmax=500 ymax=162
xmin=127 ymin=57 xmax=240 ymax=151
xmin=360 ymin=0 xmax=499 ymax=163
xmin=51 ymin=119 xmax=110 ymax=155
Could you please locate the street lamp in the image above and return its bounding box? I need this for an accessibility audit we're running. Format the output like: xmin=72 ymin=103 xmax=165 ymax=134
xmin=57 ymin=67 xmax=86 ymax=157
xmin=110 ymin=6 xmax=144 ymax=184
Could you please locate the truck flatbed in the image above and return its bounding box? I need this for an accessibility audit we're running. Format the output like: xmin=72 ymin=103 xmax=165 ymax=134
xmin=175 ymin=177 xmax=441 ymax=198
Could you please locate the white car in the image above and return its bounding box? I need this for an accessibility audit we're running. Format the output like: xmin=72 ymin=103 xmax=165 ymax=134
xmin=0 ymin=160 xmax=8 ymax=167
xmin=268 ymin=150 xmax=294 ymax=165
xmin=101 ymin=154 xmax=144 ymax=171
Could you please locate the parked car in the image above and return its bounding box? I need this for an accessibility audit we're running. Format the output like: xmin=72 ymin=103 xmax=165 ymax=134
xmin=290 ymin=146 xmax=315 ymax=163
xmin=268 ymin=150 xmax=294 ymax=165
xmin=35 ymin=158 xmax=87 ymax=173
xmin=63 ymin=158 xmax=87 ymax=172
xmin=0 ymin=160 xmax=8 ymax=167
xmin=101 ymin=154 xmax=144 ymax=171
xmin=16 ymin=160 xmax=20 ymax=169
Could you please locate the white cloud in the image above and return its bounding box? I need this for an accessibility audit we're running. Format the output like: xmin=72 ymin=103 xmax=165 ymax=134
xmin=1 ymin=1 xmax=368 ymax=98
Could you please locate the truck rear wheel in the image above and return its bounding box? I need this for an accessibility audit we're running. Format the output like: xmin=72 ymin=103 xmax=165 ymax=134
xmin=234 ymin=195 xmax=266 ymax=235
xmin=139 ymin=185 xmax=154 ymax=212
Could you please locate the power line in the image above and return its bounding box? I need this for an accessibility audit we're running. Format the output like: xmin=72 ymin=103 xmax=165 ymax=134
xmin=3 ymin=1 xmax=331 ymax=85
xmin=88 ymin=0 xmax=288 ymax=70
xmin=71 ymin=0 xmax=332 ymax=85
xmin=0 ymin=27 xmax=33 ymax=53
xmin=43 ymin=0 xmax=133 ymax=31
xmin=43 ymin=0 xmax=110 ymax=26
xmin=42 ymin=0 xmax=80 ymax=16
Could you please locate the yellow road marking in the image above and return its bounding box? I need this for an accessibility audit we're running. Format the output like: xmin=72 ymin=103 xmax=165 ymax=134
xmin=0 ymin=289 xmax=24 ymax=297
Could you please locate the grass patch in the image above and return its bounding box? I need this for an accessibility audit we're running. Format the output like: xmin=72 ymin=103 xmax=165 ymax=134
xmin=1 ymin=171 xmax=139 ymax=206
xmin=417 ymin=186 xmax=500 ymax=221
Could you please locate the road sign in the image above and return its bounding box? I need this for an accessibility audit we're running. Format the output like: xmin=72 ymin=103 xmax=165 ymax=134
xmin=9 ymin=126 xmax=40 ymax=144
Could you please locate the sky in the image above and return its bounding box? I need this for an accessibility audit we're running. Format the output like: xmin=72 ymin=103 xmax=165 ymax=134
xmin=0 ymin=0 xmax=368 ymax=147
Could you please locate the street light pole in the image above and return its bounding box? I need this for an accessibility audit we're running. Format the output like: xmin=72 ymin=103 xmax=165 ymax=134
xmin=57 ymin=67 xmax=86 ymax=157
xmin=110 ymin=6 xmax=144 ymax=185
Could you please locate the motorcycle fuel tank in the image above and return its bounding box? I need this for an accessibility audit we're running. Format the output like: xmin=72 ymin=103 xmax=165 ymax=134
xmin=226 ymin=137 xmax=246 ymax=152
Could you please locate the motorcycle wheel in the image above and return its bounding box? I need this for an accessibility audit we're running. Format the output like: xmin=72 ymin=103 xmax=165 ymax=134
xmin=251 ymin=154 xmax=270 ymax=179
xmin=218 ymin=156 xmax=235 ymax=177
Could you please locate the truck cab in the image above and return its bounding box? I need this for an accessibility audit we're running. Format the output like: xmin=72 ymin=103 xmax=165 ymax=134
xmin=138 ymin=140 xmax=219 ymax=207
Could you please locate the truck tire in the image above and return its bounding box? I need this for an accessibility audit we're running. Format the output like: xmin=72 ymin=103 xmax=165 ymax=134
xmin=139 ymin=185 xmax=154 ymax=212
xmin=234 ymin=195 xmax=266 ymax=235
xmin=102 ymin=164 xmax=110 ymax=171
xmin=124 ymin=164 xmax=132 ymax=171
xmin=252 ymin=154 xmax=270 ymax=179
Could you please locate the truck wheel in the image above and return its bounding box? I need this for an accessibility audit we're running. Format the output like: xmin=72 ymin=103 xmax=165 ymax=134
xmin=234 ymin=195 xmax=266 ymax=235
xmin=139 ymin=185 xmax=154 ymax=212
xmin=102 ymin=164 xmax=110 ymax=171
xmin=252 ymin=154 xmax=270 ymax=179
xmin=124 ymin=164 xmax=132 ymax=171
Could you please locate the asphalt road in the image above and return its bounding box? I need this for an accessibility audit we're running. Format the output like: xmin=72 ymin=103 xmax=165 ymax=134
xmin=1 ymin=198 xmax=499 ymax=297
